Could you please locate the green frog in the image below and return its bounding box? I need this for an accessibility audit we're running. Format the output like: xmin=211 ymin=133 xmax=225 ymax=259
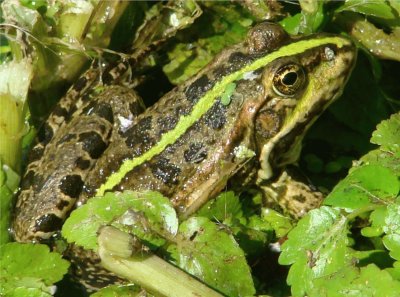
xmin=12 ymin=22 xmax=356 ymax=288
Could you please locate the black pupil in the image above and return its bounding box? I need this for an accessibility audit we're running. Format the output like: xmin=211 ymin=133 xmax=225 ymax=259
xmin=282 ymin=72 xmax=298 ymax=86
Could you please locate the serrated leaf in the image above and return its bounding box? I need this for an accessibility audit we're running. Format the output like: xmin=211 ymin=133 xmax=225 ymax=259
xmin=280 ymin=1 xmax=324 ymax=35
xmin=308 ymin=266 xmax=359 ymax=297
xmin=371 ymin=113 xmax=400 ymax=153
xmin=337 ymin=0 xmax=396 ymax=20
xmin=383 ymin=234 xmax=400 ymax=261
xmin=345 ymin=264 xmax=400 ymax=296
xmin=310 ymin=264 xmax=400 ymax=297
xmin=175 ymin=217 xmax=255 ymax=297
xmin=361 ymin=206 xmax=386 ymax=237
xmin=360 ymin=149 xmax=400 ymax=176
xmin=0 ymin=243 xmax=69 ymax=296
xmin=196 ymin=191 xmax=242 ymax=221
xmin=62 ymin=191 xmax=178 ymax=250
xmin=386 ymin=265 xmax=400 ymax=281
xmin=383 ymin=203 xmax=400 ymax=235
xmin=224 ymin=217 xmax=272 ymax=256
xmin=8 ymin=287 xmax=53 ymax=297
xmin=324 ymin=164 xmax=399 ymax=209
xmin=261 ymin=208 xmax=293 ymax=238
xmin=279 ymin=207 xmax=352 ymax=297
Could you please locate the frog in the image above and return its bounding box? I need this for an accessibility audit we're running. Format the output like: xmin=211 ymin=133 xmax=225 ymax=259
xmin=12 ymin=22 xmax=356 ymax=289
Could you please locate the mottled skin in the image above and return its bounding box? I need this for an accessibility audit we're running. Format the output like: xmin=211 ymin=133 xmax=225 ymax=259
xmin=12 ymin=22 xmax=356 ymax=289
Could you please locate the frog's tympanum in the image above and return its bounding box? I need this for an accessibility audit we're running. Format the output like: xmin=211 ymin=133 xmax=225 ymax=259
xmin=12 ymin=23 xmax=356 ymax=289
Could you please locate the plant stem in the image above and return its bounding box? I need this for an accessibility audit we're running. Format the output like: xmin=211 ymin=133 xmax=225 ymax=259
xmin=98 ymin=226 xmax=223 ymax=297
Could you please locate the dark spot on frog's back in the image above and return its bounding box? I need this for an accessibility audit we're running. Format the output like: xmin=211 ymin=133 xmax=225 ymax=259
xmin=150 ymin=157 xmax=181 ymax=185
xmin=184 ymin=143 xmax=208 ymax=163
xmin=56 ymin=199 xmax=70 ymax=211
xmin=78 ymin=132 xmax=107 ymax=159
xmin=53 ymin=106 xmax=70 ymax=120
xmin=59 ymin=174 xmax=84 ymax=198
xmin=157 ymin=115 xmax=178 ymax=134
xmin=73 ymin=76 xmax=88 ymax=92
xmin=204 ymin=101 xmax=227 ymax=130
xmin=83 ymin=102 xmax=114 ymax=123
xmin=124 ymin=116 xmax=155 ymax=149
xmin=228 ymin=52 xmax=253 ymax=66
xmin=212 ymin=53 xmax=254 ymax=80
xmin=37 ymin=123 xmax=54 ymax=145
xmin=75 ymin=157 xmax=91 ymax=170
xmin=185 ymin=75 xmax=213 ymax=103
xmin=34 ymin=213 xmax=64 ymax=233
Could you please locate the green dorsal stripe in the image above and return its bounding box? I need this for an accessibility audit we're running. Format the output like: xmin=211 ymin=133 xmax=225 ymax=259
xmin=96 ymin=36 xmax=351 ymax=196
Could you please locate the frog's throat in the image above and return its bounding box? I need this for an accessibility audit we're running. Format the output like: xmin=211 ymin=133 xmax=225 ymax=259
xmin=96 ymin=36 xmax=352 ymax=197
xmin=257 ymin=79 xmax=316 ymax=182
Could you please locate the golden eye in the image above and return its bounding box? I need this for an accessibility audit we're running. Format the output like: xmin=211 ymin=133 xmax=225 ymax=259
xmin=272 ymin=64 xmax=306 ymax=96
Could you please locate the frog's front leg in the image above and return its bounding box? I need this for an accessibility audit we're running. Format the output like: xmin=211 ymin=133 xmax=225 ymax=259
xmin=259 ymin=166 xmax=324 ymax=219
xmin=13 ymin=86 xmax=145 ymax=242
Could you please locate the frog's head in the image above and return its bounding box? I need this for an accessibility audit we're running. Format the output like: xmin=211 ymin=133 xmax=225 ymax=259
xmin=248 ymin=23 xmax=357 ymax=183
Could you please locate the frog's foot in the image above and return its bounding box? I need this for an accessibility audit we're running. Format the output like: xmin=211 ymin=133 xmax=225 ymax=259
xmin=260 ymin=166 xmax=324 ymax=219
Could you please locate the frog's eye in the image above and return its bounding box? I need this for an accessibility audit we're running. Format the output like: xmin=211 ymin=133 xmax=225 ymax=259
xmin=272 ymin=64 xmax=306 ymax=97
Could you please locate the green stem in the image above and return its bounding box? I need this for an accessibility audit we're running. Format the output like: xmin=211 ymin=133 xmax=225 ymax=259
xmin=98 ymin=226 xmax=223 ymax=297
xmin=346 ymin=204 xmax=381 ymax=221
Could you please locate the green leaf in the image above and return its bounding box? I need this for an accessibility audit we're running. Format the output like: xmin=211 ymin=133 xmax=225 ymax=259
xmin=361 ymin=206 xmax=386 ymax=237
xmin=371 ymin=113 xmax=400 ymax=153
xmin=324 ymin=164 xmax=399 ymax=209
xmin=383 ymin=234 xmax=400 ymax=261
xmin=383 ymin=203 xmax=400 ymax=235
xmin=388 ymin=0 xmax=400 ymax=14
xmin=225 ymin=217 xmax=272 ymax=256
xmin=309 ymin=264 xmax=400 ymax=297
xmin=344 ymin=264 xmax=400 ymax=296
xmin=279 ymin=13 xmax=302 ymax=35
xmin=196 ymin=191 xmax=242 ymax=221
xmin=361 ymin=149 xmax=400 ymax=176
xmin=0 ymin=243 xmax=69 ymax=296
xmin=6 ymin=287 xmax=53 ymax=297
xmin=280 ymin=1 xmax=324 ymax=35
xmin=91 ymin=284 xmax=149 ymax=297
xmin=62 ymin=191 xmax=178 ymax=250
xmin=279 ymin=207 xmax=352 ymax=297
xmin=261 ymin=208 xmax=293 ymax=238
xmin=337 ymin=0 xmax=396 ymax=20
xmin=163 ymin=3 xmax=251 ymax=84
xmin=175 ymin=217 xmax=255 ymax=297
